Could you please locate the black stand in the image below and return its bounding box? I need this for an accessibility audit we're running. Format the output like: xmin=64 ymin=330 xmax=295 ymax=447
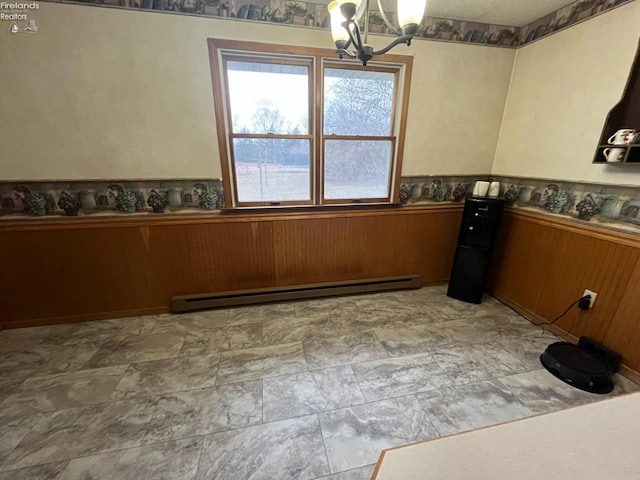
xmin=447 ymin=196 xmax=505 ymax=304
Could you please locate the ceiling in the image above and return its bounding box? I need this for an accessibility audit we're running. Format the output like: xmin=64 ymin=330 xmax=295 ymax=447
xmin=379 ymin=0 xmax=577 ymax=27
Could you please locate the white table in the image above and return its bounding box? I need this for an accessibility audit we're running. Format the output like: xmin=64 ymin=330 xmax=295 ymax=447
xmin=373 ymin=392 xmax=640 ymax=480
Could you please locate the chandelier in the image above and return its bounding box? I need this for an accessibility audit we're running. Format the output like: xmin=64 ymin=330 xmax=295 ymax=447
xmin=328 ymin=0 xmax=427 ymax=66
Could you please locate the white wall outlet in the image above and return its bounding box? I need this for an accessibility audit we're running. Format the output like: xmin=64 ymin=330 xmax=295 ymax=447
xmin=583 ymin=289 xmax=597 ymax=308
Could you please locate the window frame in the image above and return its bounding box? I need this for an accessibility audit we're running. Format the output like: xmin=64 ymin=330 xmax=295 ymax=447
xmin=222 ymin=54 xmax=315 ymax=207
xmin=321 ymin=61 xmax=400 ymax=205
xmin=207 ymin=38 xmax=413 ymax=210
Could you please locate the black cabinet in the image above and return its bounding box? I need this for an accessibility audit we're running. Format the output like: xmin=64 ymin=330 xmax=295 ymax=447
xmin=447 ymin=196 xmax=504 ymax=304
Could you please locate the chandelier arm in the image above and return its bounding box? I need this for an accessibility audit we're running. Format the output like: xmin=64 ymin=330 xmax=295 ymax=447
xmin=351 ymin=20 xmax=365 ymax=51
xmin=336 ymin=48 xmax=358 ymax=59
xmin=371 ymin=35 xmax=414 ymax=56
xmin=375 ymin=0 xmax=401 ymax=36
xmin=363 ymin=0 xmax=370 ymax=44
xmin=342 ymin=19 xmax=362 ymax=55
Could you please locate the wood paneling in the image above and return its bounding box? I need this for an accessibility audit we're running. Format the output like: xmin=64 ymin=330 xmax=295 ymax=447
xmin=0 ymin=206 xmax=462 ymax=330
xmin=488 ymin=209 xmax=640 ymax=373
xmin=3 ymin=205 xmax=639 ymax=376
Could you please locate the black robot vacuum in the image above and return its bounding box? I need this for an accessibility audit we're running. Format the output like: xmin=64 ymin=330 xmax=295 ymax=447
xmin=540 ymin=336 xmax=621 ymax=394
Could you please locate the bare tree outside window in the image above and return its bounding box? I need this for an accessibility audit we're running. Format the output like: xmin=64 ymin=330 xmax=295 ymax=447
xmin=323 ymin=69 xmax=396 ymax=200
xmin=227 ymin=61 xmax=311 ymax=203
xmin=324 ymin=76 xmax=394 ymax=136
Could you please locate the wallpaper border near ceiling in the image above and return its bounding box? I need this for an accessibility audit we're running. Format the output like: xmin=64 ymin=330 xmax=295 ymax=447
xmin=30 ymin=0 xmax=635 ymax=49
xmin=2 ymin=176 xmax=639 ymax=235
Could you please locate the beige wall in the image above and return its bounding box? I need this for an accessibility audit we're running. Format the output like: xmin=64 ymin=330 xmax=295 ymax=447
xmin=493 ymin=1 xmax=640 ymax=185
xmin=402 ymin=40 xmax=514 ymax=176
xmin=0 ymin=2 xmax=513 ymax=181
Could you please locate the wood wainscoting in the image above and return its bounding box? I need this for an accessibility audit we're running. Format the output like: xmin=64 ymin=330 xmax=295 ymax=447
xmin=487 ymin=209 xmax=640 ymax=375
xmin=0 ymin=205 xmax=462 ymax=330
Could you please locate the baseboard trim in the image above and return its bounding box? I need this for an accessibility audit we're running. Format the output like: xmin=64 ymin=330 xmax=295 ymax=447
xmin=172 ymin=275 xmax=422 ymax=313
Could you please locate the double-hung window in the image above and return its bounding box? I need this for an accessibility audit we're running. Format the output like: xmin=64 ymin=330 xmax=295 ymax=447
xmin=208 ymin=39 xmax=413 ymax=209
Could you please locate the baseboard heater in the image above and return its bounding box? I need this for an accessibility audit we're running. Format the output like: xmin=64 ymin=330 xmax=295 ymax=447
xmin=171 ymin=274 xmax=422 ymax=313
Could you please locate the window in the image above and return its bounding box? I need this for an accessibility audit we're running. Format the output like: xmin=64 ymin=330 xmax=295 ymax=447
xmin=208 ymin=39 xmax=413 ymax=209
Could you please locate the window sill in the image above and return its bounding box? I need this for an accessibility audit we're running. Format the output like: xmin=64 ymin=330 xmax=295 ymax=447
xmin=220 ymin=202 xmax=403 ymax=215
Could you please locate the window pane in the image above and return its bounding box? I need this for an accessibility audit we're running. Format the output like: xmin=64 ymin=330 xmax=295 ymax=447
xmin=233 ymin=138 xmax=311 ymax=202
xmin=324 ymin=68 xmax=395 ymax=136
xmin=324 ymin=139 xmax=392 ymax=200
xmin=227 ymin=61 xmax=309 ymax=135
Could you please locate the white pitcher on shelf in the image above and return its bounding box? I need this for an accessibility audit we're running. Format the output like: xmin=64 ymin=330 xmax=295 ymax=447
xmin=603 ymin=148 xmax=626 ymax=163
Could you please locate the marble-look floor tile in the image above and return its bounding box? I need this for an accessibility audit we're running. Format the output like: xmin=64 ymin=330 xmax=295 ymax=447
xmin=611 ymin=373 xmax=640 ymax=394
xmin=180 ymin=324 xmax=262 ymax=356
xmin=0 ymin=413 xmax=42 ymax=466
xmin=60 ymin=437 xmax=202 ymax=480
xmin=415 ymin=380 xmax=533 ymax=436
xmin=319 ymin=396 xmax=439 ymax=473
xmin=443 ymin=313 xmax=539 ymax=344
xmin=0 ymin=462 xmax=67 ymax=480
xmin=2 ymin=397 xmax=158 ymax=470
xmin=313 ymin=464 xmax=375 ymax=480
xmin=84 ymin=332 xmax=185 ymax=368
xmin=331 ymin=308 xmax=404 ymax=336
xmin=102 ymin=316 xmax=158 ymax=337
xmin=304 ymin=332 xmax=388 ymax=370
xmin=152 ymin=310 xmax=229 ymax=334
xmin=402 ymin=286 xmax=449 ymax=304
xmin=0 ymin=377 xmax=26 ymax=406
xmin=263 ymin=366 xmax=365 ymax=422
xmin=216 ymin=342 xmax=307 ymax=385
xmin=151 ymin=309 xmax=229 ymax=333
xmin=495 ymin=369 xmax=598 ymax=415
xmin=1 ymin=366 xmax=127 ymax=417
xmin=0 ymin=317 xmax=161 ymax=355
xmin=354 ymin=293 xmax=427 ymax=317
xmin=228 ymin=302 xmax=295 ymax=325
xmin=432 ymin=342 xmax=527 ymax=385
xmin=0 ymin=323 xmax=105 ymax=352
xmin=352 ymin=353 xmax=451 ymax=402
xmin=144 ymin=381 xmax=262 ymax=443
xmin=423 ymin=297 xmax=508 ymax=322
xmin=0 ymin=316 xmax=157 ymax=353
xmin=496 ymin=333 xmax=560 ymax=371
xmin=294 ymin=298 xmax=358 ymax=318
xmin=112 ymin=354 xmax=220 ymax=399
xmin=0 ymin=342 xmax=99 ymax=380
xmin=263 ymin=315 xmax=339 ymax=345
xmin=374 ymin=324 xmax=457 ymax=357
xmin=197 ymin=415 xmax=329 ymax=480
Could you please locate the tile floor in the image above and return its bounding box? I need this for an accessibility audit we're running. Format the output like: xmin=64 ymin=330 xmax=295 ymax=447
xmin=0 ymin=285 xmax=637 ymax=479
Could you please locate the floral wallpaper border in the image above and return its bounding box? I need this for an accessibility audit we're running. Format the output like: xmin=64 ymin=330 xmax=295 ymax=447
xmin=3 ymin=176 xmax=640 ymax=235
xmin=399 ymin=174 xmax=640 ymax=234
xmin=0 ymin=179 xmax=224 ymax=218
xmin=36 ymin=0 xmax=635 ymax=50
xmin=517 ymin=0 xmax=633 ymax=47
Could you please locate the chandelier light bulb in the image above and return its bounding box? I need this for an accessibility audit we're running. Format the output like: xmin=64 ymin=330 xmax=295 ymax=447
xmin=397 ymin=0 xmax=427 ymax=34
xmin=328 ymin=1 xmax=350 ymax=49
xmin=328 ymin=0 xmax=427 ymax=66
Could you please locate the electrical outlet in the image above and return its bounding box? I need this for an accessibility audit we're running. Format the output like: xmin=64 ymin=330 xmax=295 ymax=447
xmin=583 ymin=289 xmax=597 ymax=308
